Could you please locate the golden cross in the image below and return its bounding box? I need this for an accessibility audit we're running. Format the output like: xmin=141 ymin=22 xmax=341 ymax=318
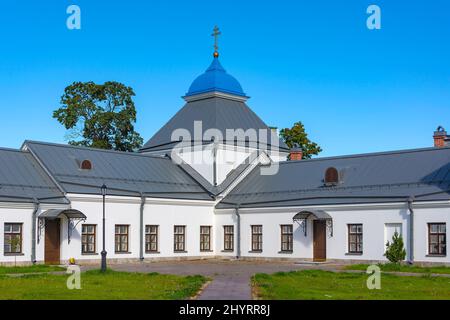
xmin=211 ymin=26 xmax=221 ymax=56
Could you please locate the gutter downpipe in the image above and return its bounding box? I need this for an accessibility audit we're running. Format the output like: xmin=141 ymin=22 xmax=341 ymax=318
xmin=139 ymin=194 xmax=146 ymax=261
xmin=235 ymin=205 xmax=241 ymax=259
xmin=31 ymin=199 xmax=40 ymax=264
xmin=407 ymin=196 xmax=415 ymax=264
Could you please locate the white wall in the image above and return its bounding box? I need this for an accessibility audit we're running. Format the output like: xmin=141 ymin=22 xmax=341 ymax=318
xmin=215 ymin=202 xmax=450 ymax=264
xmin=1 ymin=199 xmax=448 ymax=265
xmin=0 ymin=203 xmax=65 ymax=264
xmin=61 ymin=195 xmax=216 ymax=262
xmin=414 ymin=206 xmax=450 ymax=264
xmin=0 ymin=206 xmax=33 ymax=264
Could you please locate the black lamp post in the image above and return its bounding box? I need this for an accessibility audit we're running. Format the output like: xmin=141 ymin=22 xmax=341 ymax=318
xmin=100 ymin=184 xmax=107 ymax=272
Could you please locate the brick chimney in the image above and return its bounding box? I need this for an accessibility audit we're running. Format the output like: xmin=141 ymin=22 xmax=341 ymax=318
xmin=433 ymin=126 xmax=448 ymax=148
xmin=289 ymin=144 xmax=303 ymax=161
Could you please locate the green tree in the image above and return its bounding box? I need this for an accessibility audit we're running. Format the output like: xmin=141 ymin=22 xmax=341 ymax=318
xmin=384 ymin=231 xmax=407 ymax=263
xmin=280 ymin=121 xmax=322 ymax=159
xmin=53 ymin=81 xmax=144 ymax=151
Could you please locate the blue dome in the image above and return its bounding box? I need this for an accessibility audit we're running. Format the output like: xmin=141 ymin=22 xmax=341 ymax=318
xmin=186 ymin=57 xmax=246 ymax=97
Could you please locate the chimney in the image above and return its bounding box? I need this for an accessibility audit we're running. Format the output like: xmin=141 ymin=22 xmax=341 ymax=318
xmin=289 ymin=144 xmax=303 ymax=161
xmin=433 ymin=126 xmax=447 ymax=148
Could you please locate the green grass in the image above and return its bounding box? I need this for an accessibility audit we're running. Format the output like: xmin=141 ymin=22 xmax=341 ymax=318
xmin=252 ymin=270 xmax=450 ymax=300
xmin=0 ymin=265 xmax=66 ymax=275
xmin=345 ymin=263 xmax=450 ymax=275
xmin=0 ymin=269 xmax=207 ymax=300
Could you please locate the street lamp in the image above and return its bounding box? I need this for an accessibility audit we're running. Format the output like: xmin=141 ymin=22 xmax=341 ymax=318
xmin=100 ymin=184 xmax=107 ymax=272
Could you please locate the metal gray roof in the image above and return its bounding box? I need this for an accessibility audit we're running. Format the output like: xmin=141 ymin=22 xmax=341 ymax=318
xmin=140 ymin=96 xmax=289 ymax=152
xmin=217 ymin=147 xmax=450 ymax=209
xmin=24 ymin=141 xmax=213 ymax=201
xmin=0 ymin=148 xmax=67 ymax=204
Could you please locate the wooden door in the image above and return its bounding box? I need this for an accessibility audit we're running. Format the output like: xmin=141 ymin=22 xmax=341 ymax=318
xmin=313 ymin=220 xmax=326 ymax=261
xmin=45 ymin=219 xmax=61 ymax=265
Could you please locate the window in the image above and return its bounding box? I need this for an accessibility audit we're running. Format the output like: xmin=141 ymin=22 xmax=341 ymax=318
xmin=280 ymin=225 xmax=293 ymax=252
xmin=428 ymin=223 xmax=446 ymax=256
xmin=82 ymin=224 xmax=96 ymax=254
xmin=174 ymin=226 xmax=186 ymax=252
xmin=324 ymin=167 xmax=339 ymax=186
xmin=223 ymin=226 xmax=234 ymax=251
xmin=4 ymin=223 xmax=22 ymax=254
xmin=115 ymin=225 xmax=129 ymax=253
xmin=80 ymin=159 xmax=92 ymax=170
xmin=200 ymin=226 xmax=211 ymax=252
xmin=348 ymin=224 xmax=363 ymax=254
xmin=384 ymin=223 xmax=402 ymax=252
xmin=251 ymin=225 xmax=263 ymax=252
xmin=145 ymin=225 xmax=159 ymax=253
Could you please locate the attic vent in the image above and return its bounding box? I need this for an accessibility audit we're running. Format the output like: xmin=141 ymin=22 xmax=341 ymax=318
xmin=324 ymin=167 xmax=339 ymax=186
xmin=80 ymin=160 xmax=92 ymax=170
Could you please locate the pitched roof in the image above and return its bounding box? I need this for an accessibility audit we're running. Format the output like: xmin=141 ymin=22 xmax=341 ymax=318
xmin=217 ymin=147 xmax=450 ymax=209
xmin=140 ymin=96 xmax=289 ymax=152
xmin=23 ymin=141 xmax=213 ymax=201
xmin=0 ymin=148 xmax=67 ymax=204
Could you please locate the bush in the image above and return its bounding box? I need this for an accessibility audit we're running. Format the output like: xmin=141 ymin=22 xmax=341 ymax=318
xmin=384 ymin=231 xmax=406 ymax=263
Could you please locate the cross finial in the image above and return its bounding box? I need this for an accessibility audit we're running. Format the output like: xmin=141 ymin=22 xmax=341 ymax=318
xmin=211 ymin=26 xmax=221 ymax=58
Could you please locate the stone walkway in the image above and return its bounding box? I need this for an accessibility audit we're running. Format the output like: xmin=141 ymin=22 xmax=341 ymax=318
xmin=101 ymin=260 xmax=344 ymax=300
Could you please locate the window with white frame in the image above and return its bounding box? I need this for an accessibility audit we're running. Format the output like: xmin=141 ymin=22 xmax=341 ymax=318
xmin=251 ymin=225 xmax=263 ymax=252
xmin=428 ymin=223 xmax=446 ymax=256
xmin=145 ymin=225 xmax=159 ymax=253
xmin=4 ymin=223 xmax=22 ymax=254
xmin=348 ymin=224 xmax=363 ymax=254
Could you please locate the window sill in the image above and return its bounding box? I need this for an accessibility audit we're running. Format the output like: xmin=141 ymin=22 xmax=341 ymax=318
xmin=4 ymin=253 xmax=24 ymax=256
xmin=345 ymin=252 xmax=363 ymax=256
xmin=174 ymin=251 xmax=188 ymax=254
xmin=145 ymin=251 xmax=161 ymax=254
xmin=249 ymin=250 xmax=263 ymax=253
xmin=82 ymin=253 xmax=98 ymax=256
xmin=278 ymin=251 xmax=293 ymax=254
xmin=426 ymin=254 xmax=447 ymax=257
xmin=115 ymin=252 xmax=132 ymax=255
xmin=200 ymin=250 xmax=213 ymax=253
xmin=221 ymin=250 xmax=234 ymax=253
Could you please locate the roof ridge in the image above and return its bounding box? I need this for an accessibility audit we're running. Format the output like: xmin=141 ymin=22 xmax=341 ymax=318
xmin=278 ymin=146 xmax=450 ymax=165
xmin=24 ymin=140 xmax=170 ymax=160
xmin=0 ymin=147 xmax=25 ymax=153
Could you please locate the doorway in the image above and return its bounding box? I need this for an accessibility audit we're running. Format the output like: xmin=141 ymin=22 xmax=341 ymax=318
xmin=44 ymin=219 xmax=61 ymax=265
xmin=313 ymin=220 xmax=326 ymax=261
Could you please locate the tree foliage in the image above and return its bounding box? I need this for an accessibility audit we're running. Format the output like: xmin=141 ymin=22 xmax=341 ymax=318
xmin=384 ymin=231 xmax=407 ymax=263
xmin=53 ymin=81 xmax=143 ymax=151
xmin=280 ymin=121 xmax=322 ymax=159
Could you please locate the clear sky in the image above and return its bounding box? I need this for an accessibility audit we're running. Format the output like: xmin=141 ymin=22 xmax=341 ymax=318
xmin=0 ymin=0 xmax=449 ymax=157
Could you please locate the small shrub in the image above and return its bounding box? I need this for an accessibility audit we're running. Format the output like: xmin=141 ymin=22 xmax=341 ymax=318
xmin=384 ymin=231 xmax=406 ymax=263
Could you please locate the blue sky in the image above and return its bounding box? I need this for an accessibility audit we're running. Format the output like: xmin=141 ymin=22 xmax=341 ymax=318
xmin=0 ymin=0 xmax=449 ymax=157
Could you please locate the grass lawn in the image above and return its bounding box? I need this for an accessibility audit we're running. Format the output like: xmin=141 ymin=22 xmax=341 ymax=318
xmin=252 ymin=270 xmax=450 ymax=300
xmin=0 ymin=265 xmax=66 ymax=275
xmin=0 ymin=269 xmax=207 ymax=300
xmin=345 ymin=263 xmax=450 ymax=275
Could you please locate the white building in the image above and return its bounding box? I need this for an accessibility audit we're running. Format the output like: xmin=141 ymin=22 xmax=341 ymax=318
xmin=0 ymin=52 xmax=449 ymax=266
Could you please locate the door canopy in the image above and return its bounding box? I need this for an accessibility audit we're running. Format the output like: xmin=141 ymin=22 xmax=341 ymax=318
xmin=293 ymin=210 xmax=333 ymax=237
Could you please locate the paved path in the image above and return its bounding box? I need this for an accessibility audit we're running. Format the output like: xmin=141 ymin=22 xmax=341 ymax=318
xmin=79 ymin=261 xmax=450 ymax=299
xmin=101 ymin=260 xmax=344 ymax=300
